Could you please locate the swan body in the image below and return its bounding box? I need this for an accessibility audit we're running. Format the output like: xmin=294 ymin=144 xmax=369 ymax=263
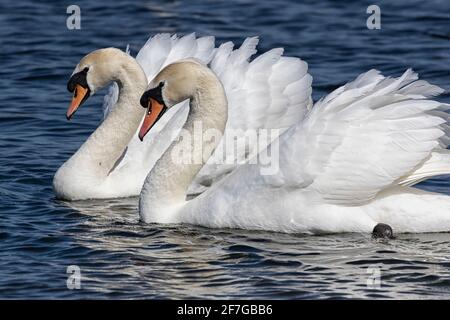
xmin=139 ymin=61 xmax=450 ymax=234
xmin=54 ymin=34 xmax=310 ymax=200
xmin=54 ymin=48 xmax=148 ymax=199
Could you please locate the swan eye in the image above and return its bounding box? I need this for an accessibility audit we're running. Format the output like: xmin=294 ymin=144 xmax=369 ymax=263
xmin=158 ymin=81 xmax=165 ymax=88
xmin=67 ymin=67 xmax=90 ymax=93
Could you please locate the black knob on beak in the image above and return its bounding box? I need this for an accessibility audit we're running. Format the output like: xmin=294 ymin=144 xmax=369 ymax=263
xmin=140 ymin=91 xmax=150 ymax=108
xmin=67 ymin=67 xmax=89 ymax=93
xmin=140 ymin=82 xmax=165 ymax=109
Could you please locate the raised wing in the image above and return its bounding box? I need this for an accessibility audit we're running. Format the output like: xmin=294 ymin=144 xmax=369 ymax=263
xmin=190 ymin=37 xmax=313 ymax=191
xmin=268 ymin=69 xmax=449 ymax=205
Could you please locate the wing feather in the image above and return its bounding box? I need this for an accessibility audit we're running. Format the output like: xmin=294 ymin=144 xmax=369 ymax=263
xmin=268 ymin=69 xmax=448 ymax=205
xmin=190 ymin=37 xmax=313 ymax=192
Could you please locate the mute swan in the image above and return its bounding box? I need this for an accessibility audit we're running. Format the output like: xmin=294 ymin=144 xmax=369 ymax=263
xmin=138 ymin=60 xmax=450 ymax=235
xmin=54 ymin=34 xmax=311 ymax=200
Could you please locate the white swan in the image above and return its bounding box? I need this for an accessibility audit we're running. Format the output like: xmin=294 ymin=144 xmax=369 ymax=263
xmin=138 ymin=60 xmax=450 ymax=235
xmin=54 ymin=34 xmax=310 ymax=200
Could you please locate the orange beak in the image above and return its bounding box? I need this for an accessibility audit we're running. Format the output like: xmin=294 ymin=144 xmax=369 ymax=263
xmin=139 ymin=98 xmax=167 ymax=141
xmin=67 ymin=84 xmax=89 ymax=120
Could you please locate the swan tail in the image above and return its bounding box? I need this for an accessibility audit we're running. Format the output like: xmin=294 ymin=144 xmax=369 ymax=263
xmin=369 ymin=187 xmax=450 ymax=233
xmin=398 ymin=149 xmax=450 ymax=187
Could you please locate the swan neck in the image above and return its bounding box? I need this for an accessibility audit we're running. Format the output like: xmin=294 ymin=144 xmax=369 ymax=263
xmin=140 ymin=78 xmax=227 ymax=221
xmin=71 ymin=57 xmax=147 ymax=177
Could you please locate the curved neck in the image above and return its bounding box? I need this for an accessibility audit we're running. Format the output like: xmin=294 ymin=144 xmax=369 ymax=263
xmin=140 ymin=76 xmax=227 ymax=221
xmin=70 ymin=58 xmax=147 ymax=177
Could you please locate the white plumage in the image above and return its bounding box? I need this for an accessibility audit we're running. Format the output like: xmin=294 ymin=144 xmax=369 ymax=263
xmin=191 ymin=37 xmax=312 ymax=192
xmin=139 ymin=62 xmax=450 ymax=235
xmin=55 ymin=33 xmax=450 ymax=235
xmin=273 ymin=69 xmax=448 ymax=205
xmin=107 ymin=33 xmax=313 ymax=195
xmin=55 ymin=33 xmax=311 ymax=199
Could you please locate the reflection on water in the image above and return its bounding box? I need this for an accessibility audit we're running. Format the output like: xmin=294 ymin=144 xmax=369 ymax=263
xmin=0 ymin=0 xmax=450 ymax=298
xmin=42 ymin=198 xmax=450 ymax=299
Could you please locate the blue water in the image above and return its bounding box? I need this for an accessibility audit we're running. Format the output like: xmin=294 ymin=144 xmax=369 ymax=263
xmin=1 ymin=0 xmax=450 ymax=299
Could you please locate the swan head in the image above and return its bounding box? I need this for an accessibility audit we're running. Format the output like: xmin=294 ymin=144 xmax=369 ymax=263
xmin=66 ymin=48 xmax=134 ymax=120
xmin=138 ymin=59 xmax=213 ymax=140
